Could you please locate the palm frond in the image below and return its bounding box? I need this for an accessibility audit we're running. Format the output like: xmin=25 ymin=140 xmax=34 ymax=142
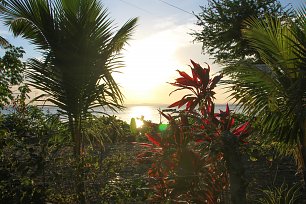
xmin=0 ymin=36 xmax=9 ymax=48
xmin=2 ymin=0 xmax=137 ymax=119
xmin=224 ymin=6 xmax=306 ymax=169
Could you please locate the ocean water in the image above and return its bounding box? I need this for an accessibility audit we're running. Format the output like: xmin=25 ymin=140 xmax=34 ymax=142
xmin=114 ymin=104 xmax=238 ymax=124
xmin=1 ymin=104 xmax=239 ymax=125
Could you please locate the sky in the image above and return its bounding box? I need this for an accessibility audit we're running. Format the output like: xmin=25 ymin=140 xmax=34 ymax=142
xmin=0 ymin=0 xmax=304 ymax=105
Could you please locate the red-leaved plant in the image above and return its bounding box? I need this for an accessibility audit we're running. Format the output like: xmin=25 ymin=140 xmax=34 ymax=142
xmin=136 ymin=60 xmax=251 ymax=203
xmin=169 ymin=60 xmax=222 ymax=114
xmin=142 ymin=113 xmax=227 ymax=203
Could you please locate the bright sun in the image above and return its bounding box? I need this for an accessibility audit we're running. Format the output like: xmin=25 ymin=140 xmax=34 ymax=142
xmin=114 ymin=29 xmax=184 ymax=103
xmin=128 ymin=106 xmax=154 ymax=128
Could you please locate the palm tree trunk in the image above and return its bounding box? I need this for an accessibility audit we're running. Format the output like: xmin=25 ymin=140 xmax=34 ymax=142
xmin=70 ymin=116 xmax=86 ymax=204
xmin=222 ymin=131 xmax=247 ymax=204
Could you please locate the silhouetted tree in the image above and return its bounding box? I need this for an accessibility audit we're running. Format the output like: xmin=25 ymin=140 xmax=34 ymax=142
xmin=192 ymin=0 xmax=291 ymax=63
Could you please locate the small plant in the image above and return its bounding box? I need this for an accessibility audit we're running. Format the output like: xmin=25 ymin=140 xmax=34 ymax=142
xmin=130 ymin=117 xmax=137 ymax=135
xmin=257 ymin=182 xmax=303 ymax=204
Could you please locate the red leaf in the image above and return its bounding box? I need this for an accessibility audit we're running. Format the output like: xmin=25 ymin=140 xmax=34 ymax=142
xmin=210 ymin=74 xmax=223 ymax=89
xmin=188 ymin=97 xmax=201 ymax=111
xmin=196 ymin=139 xmax=204 ymax=143
xmin=226 ymin=103 xmax=230 ymax=115
xmin=193 ymin=65 xmax=209 ymax=86
xmin=192 ymin=68 xmax=198 ymax=82
xmin=179 ymin=97 xmax=194 ymax=109
xmin=159 ymin=110 xmax=173 ymax=121
xmin=177 ymin=70 xmax=193 ymax=82
xmin=168 ymin=100 xmax=184 ymax=108
xmin=207 ymin=103 xmax=215 ymax=115
xmin=226 ymin=117 xmax=235 ymax=130
xmin=230 ymin=117 xmax=235 ymax=127
xmin=169 ymin=96 xmax=196 ymax=109
xmin=190 ymin=59 xmax=201 ymax=69
xmin=185 ymin=97 xmax=197 ymax=109
xmin=205 ymin=62 xmax=211 ymax=72
xmin=175 ymin=77 xmax=196 ymax=86
xmin=202 ymin=68 xmax=210 ymax=86
xmin=190 ymin=60 xmax=211 ymax=87
xmin=232 ymin=122 xmax=250 ymax=137
xmin=145 ymin=133 xmax=161 ymax=147
xmin=186 ymin=100 xmax=194 ymax=110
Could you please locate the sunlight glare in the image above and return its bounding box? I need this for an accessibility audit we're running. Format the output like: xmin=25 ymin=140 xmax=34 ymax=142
xmin=114 ymin=29 xmax=185 ymax=104
xmin=129 ymin=106 xmax=153 ymax=128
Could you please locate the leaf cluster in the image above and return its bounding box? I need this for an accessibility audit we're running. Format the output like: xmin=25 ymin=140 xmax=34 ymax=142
xmin=136 ymin=61 xmax=252 ymax=203
xmin=193 ymin=0 xmax=291 ymax=63
xmin=82 ymin=115 xmax=131 ymax=150
xmin=0 ymin=45 xmax=26 ymax=108
xmin=223 ymin=6 xmax=306 ymax=162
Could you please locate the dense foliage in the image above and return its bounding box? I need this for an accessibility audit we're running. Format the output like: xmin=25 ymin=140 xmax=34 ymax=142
xmin=0 ymin=45 xmax=27 ymax=108
xmin=0 ymin=104 xmax=151 ymax=203
xmin=0 ymin=0 xmax=137 ymax=202
xmin=223 ymin=6 xmax=306 ymax=184
xmin=192 ymin=0 xmax=291 ymax=63
xmin=0 ymin=106 xmax=69 ymax=203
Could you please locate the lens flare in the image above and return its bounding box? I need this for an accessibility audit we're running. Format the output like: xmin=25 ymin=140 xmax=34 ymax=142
xmin=158 ymin=124 xmax=168 ymax=131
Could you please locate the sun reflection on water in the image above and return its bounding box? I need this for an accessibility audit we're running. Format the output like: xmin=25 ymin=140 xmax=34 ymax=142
xmin=128 ymin=106 xmax=154 ymax=128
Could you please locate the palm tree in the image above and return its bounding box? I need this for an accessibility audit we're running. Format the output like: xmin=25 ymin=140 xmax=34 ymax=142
xmin=0 ymin=0 xmax=137 ymax=202
xmin=223 ymin=6 xmax=306 ymax=184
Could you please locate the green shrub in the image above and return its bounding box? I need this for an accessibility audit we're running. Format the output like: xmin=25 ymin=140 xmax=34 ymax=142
xmin=82 ymin=115 xmax=132 ymax=148
xmin=0 ymin=106 xmax=69 ymax=203
xmin=257 ymin=182 xmax=303 ymax=204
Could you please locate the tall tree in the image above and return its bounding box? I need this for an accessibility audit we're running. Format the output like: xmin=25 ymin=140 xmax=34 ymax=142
xmin=192 ymin=0 xmax=291 ymax=63
xmin=0 ymin=46 xmax=26 ymax=108
xmin=0 ymin=0 xmax=137 ymax=203
xmin=223 ymin=6 xmax=306 ymax=185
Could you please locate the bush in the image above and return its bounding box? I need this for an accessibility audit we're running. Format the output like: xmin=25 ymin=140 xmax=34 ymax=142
xmin=83 ymin=115 xmax=132 ymax=145
xmin=0 ymin=106 xmax=69 ymax=203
